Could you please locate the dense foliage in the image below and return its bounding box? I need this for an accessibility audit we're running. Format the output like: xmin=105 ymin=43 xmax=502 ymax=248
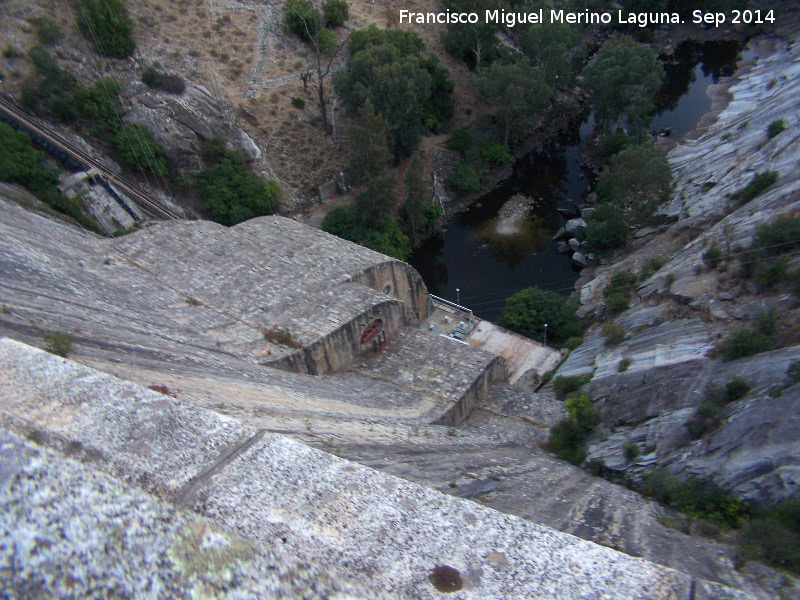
xmin=336 ymin=25 xmax=453 ymax=159
xmin=113 ymin=124 xmax=169 ymax=177
xmin=197 ymin=137 xmax=280 ymax=226
xmin=76 ymin=0 xmax=136 ymax=59
xmin=0 ymin=123 xmax=94 ymax=227
xmin=323 ymin=0 xmax=349 ymax=26
xmin=547 ymin=392 xmax=599 ymax=465
xmin=474 ymin=61 xmax=552 ymax=146
xmin=498 ymin=287 xmax=585 ymax=346
xmin=346 ymin=100 xmax=393 ymax=184
xmin=322 ymin=178 xmax=409 ymax=259
xmin=400 ymin=152 xmax=441 ymax=246
xmin=140 ymin=65 xmax=186 ymax=94
xmin=596 ymin=143 xmax=672 ymax=227
xmin=581 ymin=34 xmax=663 ymax=131
xmin=22 ymin=47 xmax=123 ymax=138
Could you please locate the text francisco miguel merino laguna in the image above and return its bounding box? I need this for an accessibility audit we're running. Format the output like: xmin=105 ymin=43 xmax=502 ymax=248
xmin=402 ymin=8 xmax=700 ymax=28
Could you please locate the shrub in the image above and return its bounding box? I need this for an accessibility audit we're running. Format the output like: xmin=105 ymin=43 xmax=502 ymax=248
xmin=113 ymin=124 xmax=169 ymax=176
xmin=623 ymin=441 xmax=639 ymax=460
xmin=788 ymin=361 xmax=800 ymax=384
xmin=547 ymin=392 xmax=598 ymax=465
xmin=499 ymin=287 xmax=586 ymax=346
xmin=605 ymin=292 xmax=629 ymax=316
xmin=719 ymin=327 xmax=774 ymax=360
xmin=2 ymin=44 xmax=24 ymax=58
xmin=141 ymin=65 xmax=186 ymax=94
xmin=31 ymin=17 xmax=62 ymax=45
xmin=285 ymin=0 xmax=322 ymax=41
xmin=731 ymin=171 xmax=779 ymax=206
xmin=553 ymin=373 xmax=591 ymax=401
xmin=447 ymin=127 xmax=472 ymax=154
xmin=198 ymin=137 xmax=281 ymax=227
xmin=753 ymin=213 xmax=800 ymax=255
xmin=43 ymin=331 xmax=73 ymax=357
xmin=618 ymin=357 xmax=632 ymax=372
xmin=754 ymin=257 xmax=788 ymax=289
xmin=738 ymin=501 xmax=800 ymax=574
xmin=641 ymin=472 xmax=748 ymax=529
xmin=263 ymin=327 xmax=302 ymax=348
xmin=767 ymin=118 xmax=785 ymax=139
xmin=584 ymin=203 xmax=629 ymax=252
xmin=640 ymin=256 xmax=666 ymax=281
xmin=479 ymin=142 xmax=512 ymax=165
xmin=76 ymin=0 xmax=136 ymax=59
xmin=446 ymin=161 xmax=480 ymax=193
xmin=602 ymin=322 xmax=625 ymax=346
xmin=597 ymin=129 xmax=630 ymax=163
xmin=702 ymin=241 xmax=723 ymax=269
xmin=725 ymin=376 xmax=751 ymax=402
xmin=562 ymin=336 xmax=584 ymax=352
xmin=291 ymin=97 xmax=305 ymax=109
xmin=21 ymin=46 xmax=80 ymax=122
xmin=323 ymin=0 xmax=349 ymax=26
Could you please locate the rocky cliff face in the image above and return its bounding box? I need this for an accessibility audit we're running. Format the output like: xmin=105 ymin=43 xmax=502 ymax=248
xmin=565 ymin=25 xmax=800 ymax=504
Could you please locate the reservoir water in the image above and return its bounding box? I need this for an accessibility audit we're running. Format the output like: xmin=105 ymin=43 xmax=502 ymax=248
xmin=409 ymin=40 xmax=743 ymax=321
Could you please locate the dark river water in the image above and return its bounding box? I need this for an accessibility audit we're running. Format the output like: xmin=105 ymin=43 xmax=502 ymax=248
xmin=408 ymin=40 xmax=742 ymax=321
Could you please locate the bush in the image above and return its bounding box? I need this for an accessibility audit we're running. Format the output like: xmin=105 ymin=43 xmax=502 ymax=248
xmin=753 ymin=213 xmax=800 ymax=255
xmin=43 ymin=331 xmax=73 ymax=357
xmin=623 ymin=440 xmax=639 ymax=460
xmin=725 ymin=376 xmax=751 ymax=402
xmin=553 ymin=373 xmax=592 ymax=401
xmin=584 ymin=203 xmax=629 ymax=252
xmin=703 ymin=241 xmax=723 ymax=269
xmin=767 ymin=118 xmax=785 ymax=139
xmin=446 ymin=161 xmax=480 ymax=193
xmin=285 ymin=0 xmax=322 ymax=41
xmin=76 ymin=0 xmax=136 ymax=59
xmin=719 ymin=327 xmax=774 ymax=361
xmin=602 ymin=322 xmax=625 ymax=346
xmin=738 ymin=502 xmax=800 ymax=574
xmin=597 ymin=129 xmax=630 ymax=163
xmin=640 ymin=256 xmax=666 ymax=281
xmin=605 ymin=270 xmax=637 ymax=298
xmin=547 ymin=392 xmax=598 ymax=465
xmin=479 ymin=142 xmax=512 ymax=165
xmin=141 ymin=65 xmax=186 ymax=94
xmin=605 ymin=292 xmax=629 ymax=316
xmin=31 ymin=17 xmax=62 ymax=45
xmin=323 ymin=0 xmax=349 ymax=26
xmin=562 ymin=336 xmax=584 ymax=352
xmin=447 ymin=127 xmax=472 ymax=154
xmin=198 ymin=137 xmax=281 ymax=227
xmin=641 ymin=472 xmax=748 ymax=529
xmin=618 ymin=357 xmax=632 ymax=372
xmin=499 ymin=287 xmax=586 ymax=346
xmin=21 ymin=46 xmax=80 ymax=122
xmin=2 ymin=44 xmax=24 ymax=58
xmin=291 ymin=97 xmax=305 ymax=109
xmin=113 ymin=124 xmax=169 ymax=177
xmin=731 ymin=171 xmax=779 ymax=206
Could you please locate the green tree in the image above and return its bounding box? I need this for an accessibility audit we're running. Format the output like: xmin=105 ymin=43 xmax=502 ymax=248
xmin=581 ymin=34 xmax=663 ymax=132
xmin=516 ymin=17 xmax=584 ymax=89
xmin=76 ymin=0 xmax=136 ymax=59
xmin=400 ymin=152 xmax=441 ymax=245
xmin=498 ymin=286 xmax=585 ymax=346
xmin=474 ymin=61 xmax=552 ymax=146
xmin=442 ymin=0 xmax=500 ymax=70
xmin=596 ymin=143 xmax=672 ymax=227
xmin=584 ymin=203 xmax=629 ymax=252
xmin=113 ymin=124 xmax=168 ymax=177
xmin=337 ymin=25 xmax=453 ymax=158
xmin=197 ymin=138 xmax=280 ymax=226
xmin=346 ymin=99 xmax=392 ymax=184
xmin=323 ymin=0 xmax=349 ymax=26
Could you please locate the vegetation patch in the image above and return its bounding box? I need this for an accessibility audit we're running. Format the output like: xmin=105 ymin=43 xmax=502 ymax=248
xmin=499 ymin=287 xmax=585 ymax=346
xmin=76 ymin=0 xmax=136 ymax=59
xmin=43 ymin=331 xmax=74 ymax=358
xmin=263 ymin=327 xmax=302 ymax=349
xmin=553 ymin=373 xmax=592 ymax=401
xmin=731 ymin=171 xmax=779 ymax=206
xmin=197 ymin=137 xmax=280 ymax=226
xmin=767 ymin=118 xmax=785 ymax=139
xmin=546 ymin=392 xmax=599 ymax=465
xmin=686 ymin=377 xmax=751 ymax=439
xmin=602 ymin=322 xmax=625 ymax=346
xmin=140 ymin=65 xmax=186 ymax=94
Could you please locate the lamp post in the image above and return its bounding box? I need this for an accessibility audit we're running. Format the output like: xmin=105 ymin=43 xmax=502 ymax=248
xmin=456 ymin=288 xmax=460 ymax=304
xmin=543 ymin=323 xmax=548 ymax=346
